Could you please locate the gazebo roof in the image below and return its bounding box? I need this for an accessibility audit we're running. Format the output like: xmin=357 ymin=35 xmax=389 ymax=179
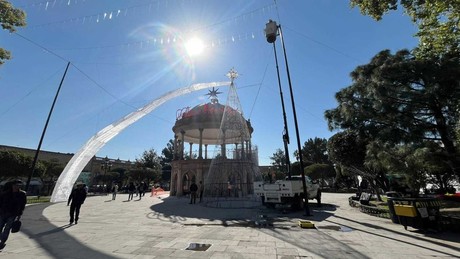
xmin=173 ymin=102 xmax=252 ymax=145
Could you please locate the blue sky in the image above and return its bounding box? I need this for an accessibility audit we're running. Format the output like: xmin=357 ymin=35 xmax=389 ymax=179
xmin=1 ymin=0 xmax=418 ymax=166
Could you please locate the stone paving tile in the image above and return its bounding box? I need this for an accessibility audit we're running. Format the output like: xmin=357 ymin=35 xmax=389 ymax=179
xmin=5 ymin=193 xmax=459 ymax=258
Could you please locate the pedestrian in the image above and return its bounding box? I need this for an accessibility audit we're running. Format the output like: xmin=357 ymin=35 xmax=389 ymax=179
xmin=189 ymin=182 xmax=198 ymax=204
xmin=127 ymin=182 xmax=135 ymax=201
xmin=142 ymin=182 xmax=148 ymax=197
xmin=0 ymin=180 xmax=27 ymax=250
xmin=198 ymin=181 xmax=204 ymax=203
xmin=138 ymin=182 xmax=144 ymax=200
xmin=112 ymin=183 xmax=118 ymax=200
xmin=67 ymin=182 xmax=87 ymax=224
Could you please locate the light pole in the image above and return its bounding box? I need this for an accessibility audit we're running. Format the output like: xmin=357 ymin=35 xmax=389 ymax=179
xmin=265 ymin=19 xmax=311 ymax=216
xmin=101 ymin=156 xmax=112 ymax=193
xmin=25 ymin=62 xmax=70 ymax=194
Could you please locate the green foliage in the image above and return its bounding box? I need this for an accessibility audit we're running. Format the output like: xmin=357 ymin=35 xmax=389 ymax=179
xmin=270 ymin=148 xmax=288 ymax=178
xmin=299 ymin=137 xmax=330 ymax=164
xmin=0 ymin=150 xmax=32 ymax=179
xmin=136 ymin=148 xmax=162 ymax=171
xmin=133 ymin=148 xmax=162 ymax=183
xmin=290 ymin=161 xmax=302 ymax=175
xmin=327 ymin=131 xmax=366 ymax=168
xmin=0 ymin=0 xmax=26 ymax=65
xmin=126 ymin=168 xmax=161 ymax=183
xmin=160 ymin=139 xmax=174 ymax=172
xmin=350 ymin=0 xmax=460 ymax=57
xmin=325 ymin=49 xmax=460 ymax=180
xmin=304 ymin=163 xmax=336 ymax=186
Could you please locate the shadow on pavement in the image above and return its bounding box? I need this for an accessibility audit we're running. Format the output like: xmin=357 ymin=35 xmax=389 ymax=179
xmin=150 ymin=196 xmax=370 ymax=258
xmin=327 ymin=214 xmax=460 ymax=257
xmin=149 ymin=195 xmax=338 ymax=224
xmin=20 ymin=203 xmax=118 ymax=259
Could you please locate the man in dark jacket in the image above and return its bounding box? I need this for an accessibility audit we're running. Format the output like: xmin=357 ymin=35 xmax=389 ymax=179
xmin=0 ymin=180 xmax=27 ymax=250
xmin=189 ymin=182 xmax=198 ymax=204
xmin=67 ymin=182 xmax=87 ymax=224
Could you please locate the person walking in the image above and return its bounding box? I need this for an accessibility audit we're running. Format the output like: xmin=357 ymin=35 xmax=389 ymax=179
xmin=127 ymin=182 xmax=135 ymax=201
xmin=142 ymin=182 xmax=148 ymax=197
xmin=139 ymin=182 xmax=146 ymax=200
xmin=198 ymin=181 xmax=204 ymax=203
xmin=111 ymin=183 xmax=118 ymax=200
xmin=0 ymin=180 xmax=27 ymax=250
xmin=67 ymin=182 xmax=87 ymax=224
xmin=189 ymin=182 xmax=198 ymax=204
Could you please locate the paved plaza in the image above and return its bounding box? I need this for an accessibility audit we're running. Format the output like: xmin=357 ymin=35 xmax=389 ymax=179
xmin=0 ymin=192 xmax=458 ymax=258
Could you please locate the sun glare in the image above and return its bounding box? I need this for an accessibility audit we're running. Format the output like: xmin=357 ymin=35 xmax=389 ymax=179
xmin=185 ymin=37 xmax=205 ymax=57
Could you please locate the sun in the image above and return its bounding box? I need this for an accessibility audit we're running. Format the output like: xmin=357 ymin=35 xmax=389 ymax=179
xmin=185 ymin=37 xmax=205 ymax=57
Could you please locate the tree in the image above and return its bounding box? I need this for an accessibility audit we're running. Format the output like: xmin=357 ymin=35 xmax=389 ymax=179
xmin=304 ymin=163 xmax=336 ymax=187
xmin=350 ymin=0 xmax=460 ymax=57
xmin=366 ymin=141 xmax=455 ymax=194
xmin=298 ymin=137 xmax=329 ymax=164
xmin=0 ymin=0 xmax=26 ymax=66
xmin=325 ymin=49 xmax=460 ymax=179
xmin=126 ymin=168 xmax=161 ymax=183
xmin=269 ymin=148 xmax=288 ymax=180
xmin=0 ymin=150 xmax=32 ymax=180
xmin=135 ymin=148 xmax=162 ymax=183
xmin=36 ymin=159 xmax=63 ymax=195
xmin=136 ymin=149 xmax=162 ymax=171
xmin=327 ymin=131 xmax=389 ymax=198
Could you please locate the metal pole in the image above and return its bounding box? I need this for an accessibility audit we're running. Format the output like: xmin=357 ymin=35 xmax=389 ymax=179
xmin=272 ymin=42 xmax=291 ymax=180
xmin=25 ymin=62 xmax=71 ymax=193
xmin=278 ymin=25 xmax=311 ymax=216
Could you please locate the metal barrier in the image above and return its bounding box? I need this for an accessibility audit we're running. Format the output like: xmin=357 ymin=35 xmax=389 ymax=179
xmin=388 ymin=197 xmax=441 ymax=231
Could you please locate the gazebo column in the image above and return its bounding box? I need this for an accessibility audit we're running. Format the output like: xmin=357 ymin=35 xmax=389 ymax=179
xmin=180 ymin=130 xmax=185 ymax=160
xmin=189 ymin=143 xmax=193 ymax=159
xmin=221 ymin=129 xmax=226 ymax=158
xmin=241 ymin=139 xmax=245 ymax=159
xmin=177 ymin=169 xmax=183 ymax=196
xmin=173 ymin=135 xmax=178 ymax=160
xmin=245 ymin=140 xmax=250 ymax=159
xmin=198 ymin=128 xmax=203 ymax=159
xmin=249 ymin=138 xmax=252 ymax=159
xmin=234 ymin=143 xmax=239 ymax=159
xmin=205 ymin=144 xmax=208 ymax=159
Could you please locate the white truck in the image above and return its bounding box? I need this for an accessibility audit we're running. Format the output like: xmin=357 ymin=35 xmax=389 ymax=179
xmin=253 ymin=175 xmax=321 ymax=209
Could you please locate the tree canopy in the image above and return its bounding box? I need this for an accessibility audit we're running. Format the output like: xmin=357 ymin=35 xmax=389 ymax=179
xmin=325 ymin=49 xmax=460 ymax=178
xmin=299 ymin=137 xmax=329 ymax=164
xmin=350 ymin=0 xmax=460 ymax=57
xmin=0 ymin=0 xmax=26 ymax=66
xmin=269 ymin=148 xmax=288 ymax=180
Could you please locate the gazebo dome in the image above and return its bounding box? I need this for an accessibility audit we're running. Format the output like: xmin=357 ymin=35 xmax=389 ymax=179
xmin=173 ymin=102 xmax=253 ymax=145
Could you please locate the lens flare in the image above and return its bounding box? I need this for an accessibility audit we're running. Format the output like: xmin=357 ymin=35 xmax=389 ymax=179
xmin=185 ymin=37 xmax=205 ymax=57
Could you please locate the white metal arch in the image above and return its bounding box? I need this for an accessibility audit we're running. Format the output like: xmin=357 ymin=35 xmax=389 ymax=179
xmin=51 ymin=81 xmax=230 ymax=202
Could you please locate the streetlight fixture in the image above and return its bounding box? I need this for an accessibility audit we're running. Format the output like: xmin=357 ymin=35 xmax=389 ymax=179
xmin=265 ymin=19 xmax=311 ymax=216
xmin=101 ymin=156 xmax=112 ymax=193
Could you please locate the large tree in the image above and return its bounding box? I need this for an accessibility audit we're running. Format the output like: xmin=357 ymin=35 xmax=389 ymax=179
xmin=0 ymin=0 xmax=26 ymax=66
xmin=298 ymin=137 xmax=329 ymax=165
xmin=160 ymin=139 xmax=174 ymax=181
xmin=0 ymin=150 xmax=32 ymax=181
xmin=325 ymin=49 xmax=460 ymax=179
xmin=350 ymin=0 xmax=460 ymax=57
xmin=327 ymin=131 xmax=389 ymax=197
xmin=269 ymin=148 xmax=288 ymax=180
xmin=134 ymin=148 xmax=162 ymax=183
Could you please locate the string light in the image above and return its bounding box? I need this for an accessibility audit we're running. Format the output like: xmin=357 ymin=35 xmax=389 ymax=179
xmin=25 ymin=2 xmax=276 ymax=30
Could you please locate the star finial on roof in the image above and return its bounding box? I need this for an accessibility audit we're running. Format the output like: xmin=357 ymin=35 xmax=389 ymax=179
xmin=226 ymin=68 xmax=238 ymax=84
xmin=206 ymin=87 xmax=222 ymax=104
